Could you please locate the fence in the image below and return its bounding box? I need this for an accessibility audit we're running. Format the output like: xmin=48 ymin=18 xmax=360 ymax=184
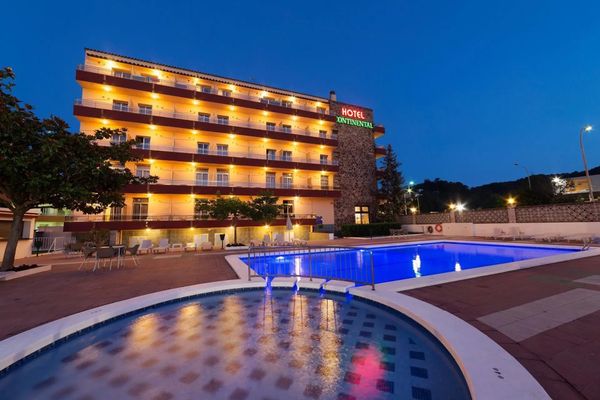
xmin=400 ymin=202 xmax=600 ymax=225
xmin=245 ymin=245 xmax=376 ymax=290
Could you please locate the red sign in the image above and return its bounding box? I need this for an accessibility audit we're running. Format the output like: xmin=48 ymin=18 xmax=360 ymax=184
xmin=341 ymin=107 xmax=366 ymax=120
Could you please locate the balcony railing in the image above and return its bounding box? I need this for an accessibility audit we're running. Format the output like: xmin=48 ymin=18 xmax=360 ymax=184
xmin=65 ymin=213 xmax=317 ymax=223
xmin=147 ymin=178 xmax=338 ymax=191
xmin=97 ymin=141 xmax=339 ymax=167
xmin=75 ymin=98 xmax=338 ymax=140
xmin=78 ymin=64 xmax=332 ymax=115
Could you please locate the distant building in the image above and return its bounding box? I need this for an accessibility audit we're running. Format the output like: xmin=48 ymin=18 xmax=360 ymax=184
xmin=563 ymin=175 xmax=600 ymax=195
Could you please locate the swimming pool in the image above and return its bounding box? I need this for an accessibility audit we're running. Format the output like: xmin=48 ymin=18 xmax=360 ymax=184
xmin=243 ymin=241 xmax=578 ymax=284
xmin=0 ymin=289 xmax=470 ymax=400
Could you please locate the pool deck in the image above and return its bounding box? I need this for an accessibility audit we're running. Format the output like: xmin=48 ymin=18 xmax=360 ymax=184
xmin=2 ymin=235 xmax=599 ymax=399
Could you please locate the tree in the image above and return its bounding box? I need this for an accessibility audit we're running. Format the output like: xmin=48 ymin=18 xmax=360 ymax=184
xmin=208 ymin=195 xmax=249 ymax=245
xmin=378 ymin=144 xmax=405 ymax=221
xmin=246 ymin=192 xmax=280 ymax=225
xmin=0 ymin=67 xmax=155 ymax=270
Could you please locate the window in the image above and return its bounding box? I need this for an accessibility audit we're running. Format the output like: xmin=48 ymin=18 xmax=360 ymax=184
xmin=113 ymin=69 xmax=131 ymax=79
xmin=282 ymin=100 xmax=292 ymax=108
xmin=140 ymin=73 xmax=159 ymax=83
xmin=112 ymin=100 xmax=129 ymax=112
xmin=110 ymin=206 xmax=123 ymax=221
xmin=198 ymin=112 xmax=210 ymax=123
xmin=354 ymin=206 xmax=370 ymax=224
xmin=281 ymin=150 xmax=292 ymax=161
xmin=331 ymin=129 xmax=339 ymax=139
xmin=320 ymin=154 xmax=328 ymax=165
xmin=261 ymin=97 xmax=279 ymax=105
xmin=196 ymin=168 xmax=209 ymax=186
xmin=174 ymin=81 xmax=187 ymax=89
xmin=266 ymin=172 xmax=276 ymax=188
xmin=135 ymin=164 xmax=150 ymax=178
xmin=110 ymin=133 xmax=127 ymax=145
xmin=266 ymin=149 xmax=276 ymax=160
xmin=132 ymin=198 xmax=148 ymax=220
xmin=135 ymin=136 xmax=151 ymax=150
xmin=221 ymin=89 xmax=232 ymax=97
xmin=282 ymin=173 xmax=293 ymax=189
xmin=266 ymin=122 xmax=276 ymax=131
xmin=216 ymin=169 xmax=229 ymax=186
xmin=319 ymin=130 xmax=327 ymax=138
xmin=200 ymin=85 xmax=213 ymax=94
xmin=197 ymin=142 xmax=209 ymax=154
xmin=316 ymin=106 xmax=326 ymax=114
xmin=217 ymin=115 xmax=229 ymax=125
xmin=138 ymin=103 xmax=152 ymax=115
xmin=320 ymin=175 xmax=329 ymax=190
xmin=216 ymin=144 xmax=228 ymax=156
xmin=282 ymin=200 xmax=294 ymax=216
xmin=281 ymin=124 xmax=292 ymax=133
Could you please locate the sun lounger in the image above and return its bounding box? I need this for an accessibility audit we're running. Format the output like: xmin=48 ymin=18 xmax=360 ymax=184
xmin=491 ymin=228 xmax=510 ymax=240
xmin=184 ymin=242 xmax=197 ymax=252
xmin=153 ymin=238 xmax=170 ymax=253
xmin=201 ymin=241 xmax=213 ymax=251
xmin=138 ymin=239 xmax=153 ymax=254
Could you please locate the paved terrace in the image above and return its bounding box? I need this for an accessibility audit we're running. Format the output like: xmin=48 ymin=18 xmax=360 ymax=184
xmin=1 ymin=235 xmax=599 ymax=399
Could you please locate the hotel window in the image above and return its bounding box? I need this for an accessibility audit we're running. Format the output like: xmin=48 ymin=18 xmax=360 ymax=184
xmin=174 ymin=81 xmax=187 ymax=89
xmin=216 ymin=144 xmax=229 ymax=156
xmin=266 ymin=149 xmax=276 ymax=160
xmin=282 ymin=124 xmax=292 ymax=133
xmin=221 ymin=89 xmax=232 ymax=97
xmin=320 ymin=175 xmax=329 ymax=190
xmin=266 ymin=172 xmax=276 ymax=188
xmin=135 ymin=164 xmax=150 ymax=178
xmin=217 ymin=115 xmax=229 ymax=125
xmin=140 ymin=73 xmax=159 ymax=83
xmin=110 ymin=133 xmax=127 ymax=145
xmin=281 ymin=150 xmax=292 ymax=161
xmin=281 ymin=173 xmax=293 ymax=189
xmin=316 ymin=106 xmax=326 ymax=114
xmin=135 ymin=135 xmax=151 ymax=150
xmin=200 ymin=85 xmax=213 ymax=94
xmin=282 ymin=100 xmax=292 ymax=108
xmin=320 ymin=154 xmax=328 ymax=165
xmin=132 ymin=198 xmax=149 ymax=220
xmin=196 ymin=168 xmax=209 ymax=186
xmin=331 ymin=129 xmax=339 ymax=139
xmin=138 ymin=103 xmax=153 ymax=115
xmin=282 ymin=200 xmax=294 ymax=216
xmin=197 ymin=142 xmax=209 ymax=155
xmin=110 ymin=206 xmax=123 ymax=221
xmin=198 ymin=112 xmax=211 ymax=123
xmin=319 ymin=130 xmax=327 ymax=138
xmin=113 ymin=69 xmax=131 ymax=79
xmin=354 ymin=206 xmax=370 ymax=224
xmin=266 ymin=122 xmax=276 ymax=131
xmin=216 ymin=169 xmax=229 ymax=186
xmin=112 ymin=100 xmax=129 ymax=112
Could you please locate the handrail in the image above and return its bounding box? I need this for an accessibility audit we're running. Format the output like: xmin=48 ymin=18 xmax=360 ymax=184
xmin=246 ymin=244 xmax=376 ymax=290
xmin=65 ymin=213 xmax=317 ymax=223
xmin=75 ymin=98 xmax=338 ymax=140
xmin=78 ymin=64 xmax=333 ymax=115
xmin=140 ymin=178 xmax=338 ymax=191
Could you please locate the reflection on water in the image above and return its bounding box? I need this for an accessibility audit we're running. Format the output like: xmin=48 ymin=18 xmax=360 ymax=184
xmin=412 ymin=254 xmax=422 ymax=277
xmin=455 ymin=261 xmax=462 ymax=272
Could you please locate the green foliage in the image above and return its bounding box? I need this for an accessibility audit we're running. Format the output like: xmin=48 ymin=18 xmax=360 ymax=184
xmin=340 ymin=222 xmax=403 ymax=238
xmin=377 ymin=144 xmax=405 ymax=221
xmin=208 ymin=196 xmax=250 ymax=221
xmin=246 ymin=192 xmax=280 ymax=223
xmin=0 ymin=67 xmax=156 ymax=269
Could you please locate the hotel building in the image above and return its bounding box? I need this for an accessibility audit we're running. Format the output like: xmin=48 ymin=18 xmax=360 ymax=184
xmin=65 ymin=49 xmax=386 ymax=245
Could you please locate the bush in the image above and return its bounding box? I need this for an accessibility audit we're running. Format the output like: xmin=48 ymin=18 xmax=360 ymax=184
xmin=340 ymin=222 xmax=403 ymax=237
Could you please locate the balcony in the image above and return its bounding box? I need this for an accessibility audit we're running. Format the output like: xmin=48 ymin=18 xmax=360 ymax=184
xmin=74 ymin=99 xmax=338 ymax=146
xmin=76 ymin=64 xmax=334 ymax=120
xmin=63 ymin=214 xmax=318 ymax=232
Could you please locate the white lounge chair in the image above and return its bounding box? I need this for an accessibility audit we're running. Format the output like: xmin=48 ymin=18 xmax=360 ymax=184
xmin=563 ymin=233 xmax=593 ymax=243
xmin=184 ymin=242 xmax=197 ymax=252
xmin=201 ymin=241 xmax=213 ymax=251
xmin=153 ymin=238 xmax=170 ymax=253
xmin=138 ymin=239 xmax=153 ymax=254
xmin=508 ymin=227 xmax=532 ymax=241
xmin=491 ymin=228 xmax=509 ymax=240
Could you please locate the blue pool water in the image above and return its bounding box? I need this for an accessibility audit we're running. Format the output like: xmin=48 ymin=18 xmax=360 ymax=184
xmin=243 ymin=241 xmax=576 ymax=284
xmin=0 ymin=289 xmax=470 ymax=399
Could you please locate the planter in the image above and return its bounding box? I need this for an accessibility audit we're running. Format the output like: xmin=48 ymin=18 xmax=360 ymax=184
xmin=225 ymin=246 xmax=250 ymax=251
xmin=0 ymin=264 xmax=52 ymax=281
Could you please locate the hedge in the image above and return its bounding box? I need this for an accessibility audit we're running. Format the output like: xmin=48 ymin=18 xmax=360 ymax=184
xmin=340 ymin=222 xmax=403 ymax=237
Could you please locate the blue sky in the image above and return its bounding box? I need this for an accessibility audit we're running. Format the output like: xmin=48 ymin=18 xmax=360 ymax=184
xmin=3 ymin=0 xmax=599 ymax=186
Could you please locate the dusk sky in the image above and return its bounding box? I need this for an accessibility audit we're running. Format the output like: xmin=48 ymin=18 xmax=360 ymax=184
xmin=4 ymin=0 xmax=600 ymax=186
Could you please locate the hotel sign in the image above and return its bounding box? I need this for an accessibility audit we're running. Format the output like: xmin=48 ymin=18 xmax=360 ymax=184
xmin=336 ymin=106 xmax=373 ymax=129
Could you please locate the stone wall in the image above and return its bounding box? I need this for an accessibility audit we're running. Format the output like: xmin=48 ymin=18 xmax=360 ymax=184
xmin=330 ymin=101 xmax=378 ymax=228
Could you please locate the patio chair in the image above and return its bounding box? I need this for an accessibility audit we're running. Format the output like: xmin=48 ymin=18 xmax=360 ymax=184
xmin=94 ymin=247 xmax=116 ymax=271
xmin=138 ymin=239 xmax=153 ymax=255
xmin=184 ymin=242 xmax=197 ymax=252
xmin=154 ymin=238 xmax=170 ymax=253
xmin=126 ymin=244 xmax=140 ymax=266
xmin=201 ymin=241 xmax=213 ymax=251
xmin=64 ymin=242 xmax=83 ymax=257
xmin=78 ymin=245 xmax=96 ymax=270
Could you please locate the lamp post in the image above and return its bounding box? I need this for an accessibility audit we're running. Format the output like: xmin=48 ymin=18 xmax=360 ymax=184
xmin=514 ymin=162 xmax=532 ymax=191
xmin=579 ymin=125 xmax=595 ymax=202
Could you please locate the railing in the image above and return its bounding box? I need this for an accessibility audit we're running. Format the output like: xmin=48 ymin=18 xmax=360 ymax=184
xmin=78 ymin=64 xmax=332 ymax=115
xmin=145 ymin=178 xmax=337 ymax=191
xmin=246 ymin=245 xmax=376 ymax=290
xmin=65 ymin=213 xmax=317 ymax=223
xmin=76 ymin=98 xmax=337 ymax=140
xmin=96 ymin=140 xmax=339 ymax=166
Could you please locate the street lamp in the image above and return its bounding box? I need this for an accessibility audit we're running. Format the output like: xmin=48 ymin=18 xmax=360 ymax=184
xmin=514 ymin=162 xmax=532 ymax=190
xmin=579 ymin=125 xmax=595 ymax=202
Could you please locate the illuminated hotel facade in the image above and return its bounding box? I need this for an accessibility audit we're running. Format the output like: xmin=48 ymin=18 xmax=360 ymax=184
xmin=65 ymin=49 xmax=386 ymax=244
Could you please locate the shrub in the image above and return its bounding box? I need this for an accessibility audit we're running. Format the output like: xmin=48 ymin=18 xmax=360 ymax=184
xmin=340 ymin=222 xmax=403 ymax=237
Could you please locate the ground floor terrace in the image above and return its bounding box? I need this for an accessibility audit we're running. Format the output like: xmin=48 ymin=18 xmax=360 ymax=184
xmin=1 ymin=236 xmax=599 ymax=399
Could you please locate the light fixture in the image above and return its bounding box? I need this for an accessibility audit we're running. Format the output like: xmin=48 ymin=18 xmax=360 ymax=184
xmin=229 ymin=164 xmax=234 ymax=169
xmin=507 ymin=197 xmax=516 ymax=206
xmin=148 ymin=159 xmax=155 ymax=164
xmin=101 ymin=119 xmax=109 ymax=125
xmin=410 ymin=207 xmax=417 ymax=214
xmin=319 ymin=120 xmax=324 ymax=125
xmin=190 ymin=193 xmax=195 ymax=198
xmin=455 ymin=202 xmax=466 ymax=212
xmin=292 ymin=141 xmax=297 ymax=146
xmin=229 ymin=105 xmax=235 ymax=111
xmin=262 ymin=137 xmax=269 ymax=142
xmin=228 ymin=133 xmax=235 ymax=139
xmin=448 ymin=203 xmax=456 ymax=210
xmin=228 ymin=84 xmax=235 ymax=91
xmin=260 ymin=90 xmax=268 ymax=98
xmin=149 ymin=125 xmax=157 ymax=130
xmin=585 ymin=125 xmax=593 ymax=132
xmin=319 ymin=145 xmax=324 ymax=149
xmin=147 ymin=192 xmax=153 ymax=198
xmin=293 ymin=169 xmax=298 ymax=173
xmin=192 ymin=129 xmax=198 ymax=135
xmin=292 ymin=115 xmax=298 ymax=121
xmin=192 ymin=100 xmax=199 ymax=105
xmin=262 ymin=111 xmax=268 ymax=116
xmin=103 ymin=85 xmax=111 ymax=92
xmin=191 ymin=161 xmax=196 ymax=167
xmin=106 ymin=60 xmax=115 ymax=69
